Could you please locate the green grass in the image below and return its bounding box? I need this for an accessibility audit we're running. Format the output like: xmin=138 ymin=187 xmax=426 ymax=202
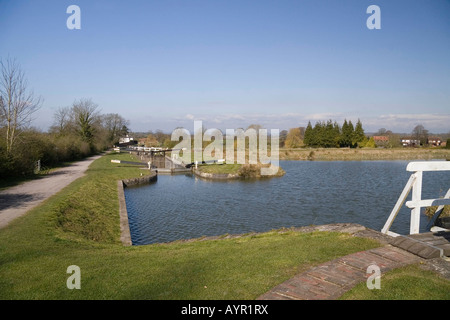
xmin=196 ymin=163 xmax=242 ymax=174
xmin=0 ymin=152 xmax=447 ymax=300
xmin=196 ymin=163 xmax=286 ymax=178
xmin=0 ymin=228 xmax=381 ymax=299
xmin=340 ymin=263 xmax=450 ymax=300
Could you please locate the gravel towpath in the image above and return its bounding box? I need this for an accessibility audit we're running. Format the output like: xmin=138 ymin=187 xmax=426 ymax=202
xmin=0 ymin=154 xmax=103 ymax=229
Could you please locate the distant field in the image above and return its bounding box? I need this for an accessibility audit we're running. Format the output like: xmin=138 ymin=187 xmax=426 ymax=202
xmin=279 ymin=147 xmax=450 ymax=161
xmin=180 ymin=147 xmax=450 ymax=162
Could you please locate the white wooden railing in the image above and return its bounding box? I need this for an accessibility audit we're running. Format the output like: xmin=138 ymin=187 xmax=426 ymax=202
xmin=381 ymin=161 xmax=450 ymax=237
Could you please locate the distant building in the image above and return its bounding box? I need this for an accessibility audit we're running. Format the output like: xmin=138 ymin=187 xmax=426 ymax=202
xmin=118 ymin=135 xmax=136 ymax=147
xmin=372 ymin=136 xmax=389 ymax=146
xmin=401 ymin=137 xmax=420 ymax=147
xmin=427 ymin=136 xmax=442 ymax=147
xmin=119 ymin=135 xmax=134 ymax=144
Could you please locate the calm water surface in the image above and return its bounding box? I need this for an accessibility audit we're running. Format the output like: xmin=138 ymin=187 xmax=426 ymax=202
xmin=124 ymin=161 xmax=450 ymax=245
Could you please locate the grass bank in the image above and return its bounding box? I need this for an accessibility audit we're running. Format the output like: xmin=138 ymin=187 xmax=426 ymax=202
xmin=195 ymin=162 xmax=285 ymax=179
xmin=0 ymin=152 xmax=448 ymax=300
xmin=279 ymin=147 xmax=450 ymax=161
xmin=341 ymin=263 xmax=450 ymax=299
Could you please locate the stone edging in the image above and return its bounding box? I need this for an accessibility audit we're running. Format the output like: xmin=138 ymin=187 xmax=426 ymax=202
xmin=117 ymin=173 xmax=157 ymax=246
xmin=193 ymin=169 xmax=240 ymax=180
xmin=122 ymin=173 xmax=157 ymax=187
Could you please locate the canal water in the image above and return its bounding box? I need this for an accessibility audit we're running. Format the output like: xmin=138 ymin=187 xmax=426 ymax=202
xmin=124 ymin=160 xmax=450 ymax=245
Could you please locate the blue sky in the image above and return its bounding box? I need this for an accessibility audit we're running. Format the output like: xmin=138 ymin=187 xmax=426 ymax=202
xmin=1 ymin=0 xmax=449 ymax=133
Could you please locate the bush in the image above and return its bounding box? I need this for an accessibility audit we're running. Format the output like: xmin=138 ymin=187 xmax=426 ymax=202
xmin=238 ymin=164 xmax=261 ymax=178
xmin=0 ymin=130 xmax=58 ymax=176
xmin=0 ymin=129 xmax=104 ymax=178
xmin=52 ymin=135 xmax=94 ymax=162
xmin=237 ymin=163 xmax=285 ymax=178
xmin=0 ymin=145 xmax=16 ymax=178
xmin=363 ymin=137 xmax=376 ymax=148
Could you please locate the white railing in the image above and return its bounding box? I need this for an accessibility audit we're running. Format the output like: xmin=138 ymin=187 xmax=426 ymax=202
xmin=381 ymin=161 xmax=450 ymax=237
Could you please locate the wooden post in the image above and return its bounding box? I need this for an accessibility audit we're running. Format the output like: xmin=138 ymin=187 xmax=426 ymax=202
xmin=426 ymin=188 xmax=450 ymax=230
xmin=410 ymin=171 xmax=422 ymax=234
xmin=381 ymin=173 xmax=416 ymax=235
xmin=34 ymin=159 xmax=41 ymax=174
xmin=382 ymin=161 xmax=450 ymax=236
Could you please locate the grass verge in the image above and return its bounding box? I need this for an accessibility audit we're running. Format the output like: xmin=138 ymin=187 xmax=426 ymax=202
xmin=340 ymin=263 xmax=450 ymax=300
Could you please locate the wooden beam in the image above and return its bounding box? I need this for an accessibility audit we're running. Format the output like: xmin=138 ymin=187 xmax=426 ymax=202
xmin=410 ymin=171 xmax=422 ymax=234
xmin=111 ymin=160 xmax=146 ymax=166
xmin=426 ymin=188 xmax=450 ymax=231
xmin=381 ymin=173 xmax=416 ymax=234
xmin=406 ymin=198 xmax=450 ymax=208
xmin=406 ymin=161 xmax=450 ymax=172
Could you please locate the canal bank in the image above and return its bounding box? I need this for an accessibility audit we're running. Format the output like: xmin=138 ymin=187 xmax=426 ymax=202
xmin=123 ymin=160 xmax=450 ymax=245
xmin=118 ymin=172 xmax=158 ymax=246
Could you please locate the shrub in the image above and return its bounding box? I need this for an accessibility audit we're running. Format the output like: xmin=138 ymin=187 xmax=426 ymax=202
xmin=238 ymin=164 xmax=261 ymax=178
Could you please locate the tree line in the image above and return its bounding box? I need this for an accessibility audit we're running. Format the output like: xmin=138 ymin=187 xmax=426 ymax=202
xmin=140 ymin=121 xmax=370 ymax=150
xmin=0 ymin=58 xmax=129 ymax=178
xmin=282 ymin=119 xmax=368 ymax=148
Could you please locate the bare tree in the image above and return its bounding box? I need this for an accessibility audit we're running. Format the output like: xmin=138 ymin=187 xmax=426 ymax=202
xmin=51 ymin=106 xmax=73 ymax=135
xmin=0 ymin=58 xmax=42 ymax=153
xmin=72 ymin=98 xmax=99 ymax=144
xmin=102 ymin=113 xmax=129 ymax=144
xmin=412 ymin=124 xmax=429 ymax=146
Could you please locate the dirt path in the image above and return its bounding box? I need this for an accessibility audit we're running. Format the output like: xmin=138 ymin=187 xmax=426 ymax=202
xmin=0 ymin=154 xmax=103 ymax=229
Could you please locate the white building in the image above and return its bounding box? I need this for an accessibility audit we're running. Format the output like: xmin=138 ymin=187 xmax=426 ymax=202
xmin=400 ymin=137 xmax=420 ymax=147
xmin=119 ymin=135 xmax=134 ymax=144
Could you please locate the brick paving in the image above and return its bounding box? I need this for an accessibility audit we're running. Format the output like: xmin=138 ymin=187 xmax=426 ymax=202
xmin=390 ymin=231 xmax=450 ymax=259
xmin=258 ymin=245 xmax=423 ymax=300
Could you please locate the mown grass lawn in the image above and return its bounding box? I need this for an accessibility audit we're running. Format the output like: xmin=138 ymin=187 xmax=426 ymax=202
xmin=196 ymin=163 xmax=242 ymax=174
xmin=0 ymin=152 xmax=448 ymax=300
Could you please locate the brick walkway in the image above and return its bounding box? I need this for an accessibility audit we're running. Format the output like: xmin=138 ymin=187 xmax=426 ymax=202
xmin=258 ymin=245 xmax=422 ymax=300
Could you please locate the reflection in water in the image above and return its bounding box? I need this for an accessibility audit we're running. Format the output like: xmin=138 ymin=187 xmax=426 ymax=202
xmin=124 ymin=161 xmax=450 ymax=245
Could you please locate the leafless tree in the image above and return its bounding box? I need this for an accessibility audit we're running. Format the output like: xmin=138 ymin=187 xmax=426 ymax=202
xmin=0 ymin=58 xmax=42 ymax=153
xmin=51 ymin=106 xmax=73 ymax=135
xmin=412 ymin=124 xmax=429 ymax=146
xmin=72 ymin=98 xmax=100 ymax=144
xmin=103 ymin=113 xmax=129 ymax=143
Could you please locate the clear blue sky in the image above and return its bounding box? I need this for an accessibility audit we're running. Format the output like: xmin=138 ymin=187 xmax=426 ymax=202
xmin=1 ymin=0 xmax=449 ymax=133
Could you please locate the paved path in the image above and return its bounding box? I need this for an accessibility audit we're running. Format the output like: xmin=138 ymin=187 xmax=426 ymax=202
xmin=0 ymin=154 xmax=103 ymax=229
xmin=257 ymin=223 xmax=450 ymax=300
xmin=258 ymin=245 xmax=422 ymax=300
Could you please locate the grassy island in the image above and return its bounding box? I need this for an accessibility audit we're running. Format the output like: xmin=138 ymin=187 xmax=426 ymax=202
xmin=194 ymin=162 xmax=286 ymax=179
